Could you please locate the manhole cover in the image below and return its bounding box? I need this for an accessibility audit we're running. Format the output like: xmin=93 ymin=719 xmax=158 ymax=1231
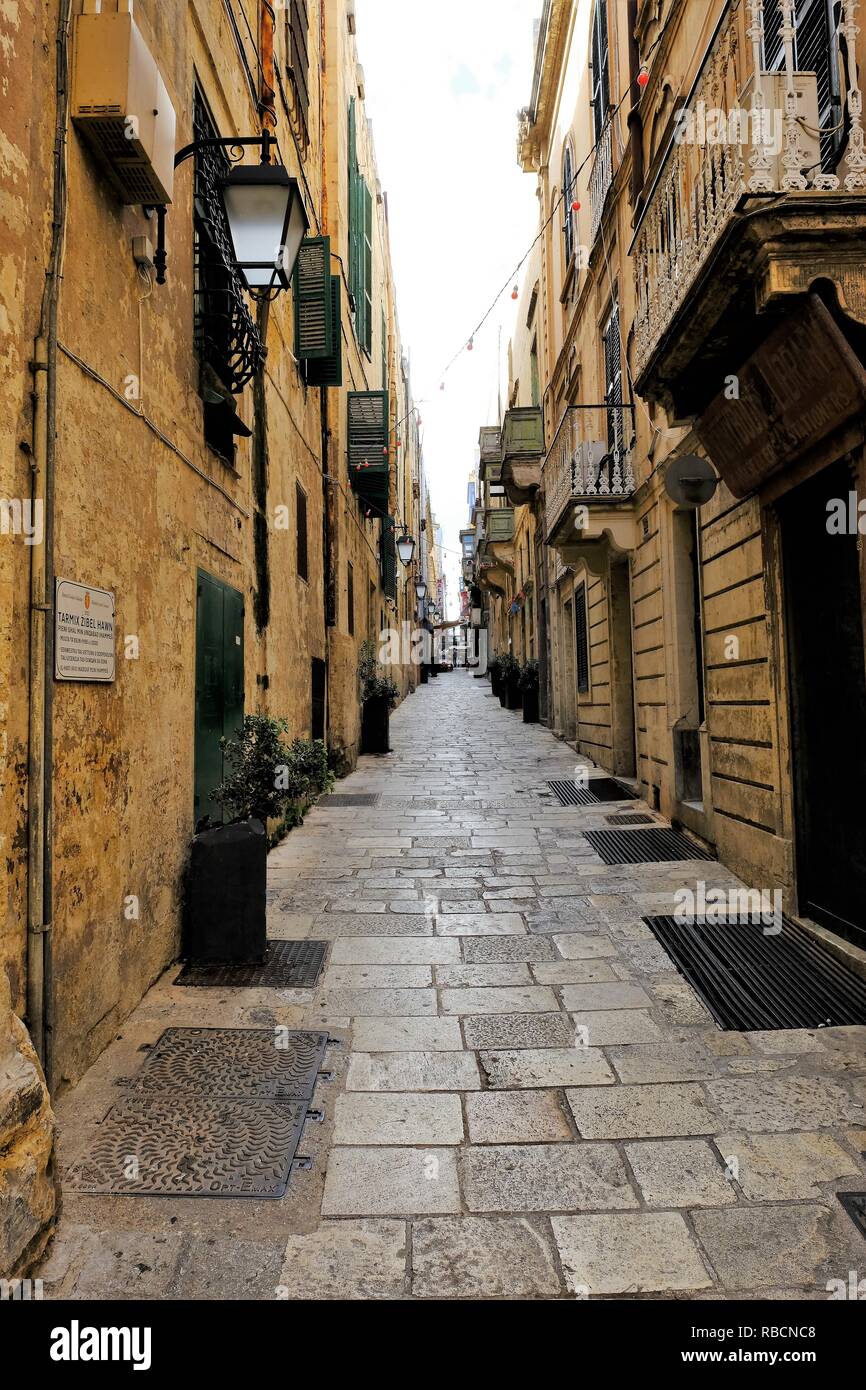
xmin=321 ymin=794 xmax=380 ymax=807
xmin=606 ymin=813 xmax=655 ymax=826
xmin=131 ymin=1028 xmax=329 ymax=1101
xmin=64 ymin=1095 xmax=308 ymax=1198
xmin=583 ymin=828 xmax=713 ymax=864
xmin=175 ymin=940 xmax=327 ymax=990
xmin=644 ymin=915 xmax=866 ymax=1030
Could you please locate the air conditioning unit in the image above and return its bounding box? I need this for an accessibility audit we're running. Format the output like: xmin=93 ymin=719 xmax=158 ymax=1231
xmin=737 ymin=71 xmax=821 ymax=189
xmin=72 ymin=6 xmax=176 ymax=205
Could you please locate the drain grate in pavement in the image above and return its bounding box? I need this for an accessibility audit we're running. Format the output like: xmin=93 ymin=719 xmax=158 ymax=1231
xmin=584 ymin=827 xmax=714 ymax=864
xmin=606 ymin=813 xmax=656 ymax=826
xmin=547 ymin=780 xmax=595 ymax=807
xmin=321 ymin=794 xmax=379 ymax=807
xmin=131 ymin=1027 xmax=329 ymax=1101
xmin=174 ymin=940 xmax=326 ymax=990
xmin=838 ymin=1193 xmax=866 ymax=1241
xmin=643 ymin=915 xmax=866 ymax=1030
xmin=582 ymin=777 xmax=639 ymax=802
xmin=64 ymin=1095 xmax=308 ymax=1198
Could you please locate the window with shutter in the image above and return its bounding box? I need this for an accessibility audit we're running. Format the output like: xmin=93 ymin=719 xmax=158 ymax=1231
xmin=306 ymin=277 xmax=343 ymax=386
xmin=296 ymin=482 xmax=309 ymax=581
xmin=381 ymin=310 xmax=388 ymax=392
xmin=286 ymin=0 xmax=311 ymax=148
xmin=293 ymin=236 xmax=334 ymax=360
xmin=348 ymin=390 xmax=390 ymax=512
xmin=381 ymin=516 xmax=397 ymax=600
xmin=763 ymin=0 xmax=842 ymax=171
xmin=362 ymin=182 xmax=373 ymax=354
xmin=563 ymin=145 xmax=576 ymax=265
xmin=347 ymin=561 xmax=355 ymax=635
xmin=575 ymin=582 xmax=590 ymax=695
xmin=603 ymin=301 xmax=624 ymax=455
xmin=347 ymin=98 xmax=374 ymax=355
xmin=590 ymin=0 xmax=611 ymax=141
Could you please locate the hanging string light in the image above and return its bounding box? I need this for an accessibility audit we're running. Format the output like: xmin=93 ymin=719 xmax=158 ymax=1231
xmin=511 ymin=285 xmax=519 ymax=300
xmin=637 ymin=65 xmax=649 ymax=88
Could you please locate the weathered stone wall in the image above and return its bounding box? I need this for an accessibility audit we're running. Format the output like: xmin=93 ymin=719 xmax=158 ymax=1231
xmin=0 ymin=972 xmax=57 ymax=1277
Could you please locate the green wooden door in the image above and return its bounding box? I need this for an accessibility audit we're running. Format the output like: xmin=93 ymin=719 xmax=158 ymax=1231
xmin=194 ymin=571 xmax=244 ymax=826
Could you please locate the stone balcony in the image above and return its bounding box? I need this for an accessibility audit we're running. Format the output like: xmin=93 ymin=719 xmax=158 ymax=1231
xmin=543 ymin=406 xmax=638 ymax=572
xmin=631 ymin=0 xmax=866 ymax=421
xmin=477 ymin=506 xmax=515 ymax=595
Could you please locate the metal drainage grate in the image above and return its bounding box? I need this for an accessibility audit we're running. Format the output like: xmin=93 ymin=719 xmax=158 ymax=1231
xmin=131 ymin=1027 xmax=329 ymax=1102
xmin=643 ymin=915 xmax=866 ymax=1031
xmin=606 ymin=812 xmax=656 ymax=826
xmin=321 ymin=794 xmax=380 ymax=807
xmin=583 ymin=827 xmax=714 ymax=864
xmin=547 ymin=780 xmax=595 ymax=807
xmin=838 ymin=1193 xmax=866 ymax=1241
xmin=175 ymin=940 xmax=327 ymax=990
xmin=64 ymin=1095 xmax=309 ymax=1198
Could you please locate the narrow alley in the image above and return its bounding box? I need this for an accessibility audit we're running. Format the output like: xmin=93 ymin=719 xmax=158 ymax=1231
xmin=41 ymin=671 xmax=866 ymax=1301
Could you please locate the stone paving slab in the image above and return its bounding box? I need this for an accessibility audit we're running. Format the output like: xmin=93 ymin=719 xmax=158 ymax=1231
xmin=329 ymin=938 xmax=461 ymax=964
xmin=461 ymin=1012 xmax=575 ymax=1050
xmin=480 ymin=1048 xmax=615 ymax=1089
xmin=350 ymin=1017 xmax=464 ymax=1052
xmin=334 ymin=1092 xmax=464 ymax=1146
xmin=552 ymin=1213 xmax=712 ymax=1295
xmin=706 ymin=1075 xmax=865 ymax=1132
xmin=714 ymin=1131 xmax=861 ymax=1199
xmin=461 ymin=936 xmax=558 ymax=964
xmin=461 ymin=1143 xmax=638 ymax=1213
xmin=465 ymin=1090 xmax=573 ymax=1144
xmin=566 ymin=1083 xmax=717 ymax=1138
xmin=322 ymin=964 xmax=433 ymax=990
xmin=691 ymin=1205 xmax=859 ymax=1291
xmin=571 ymin=1010 xmax=665 ymax=1045
xmin=411 ymin=1216 xmax=562 ymax=1298
xmin=441 ymin=985 xmax=559 ymax=1016
xmin=322 ymin=1149 xmax=461 ymax=1216
xmin=434 ymin=963 xmax=533 ymax=988
xmin=625 ymin=1139 xmax=737 ymax=1208
xmin=314 ymin=988 xmax=438 ymax=1016
xmin=346 ymin=1051 xmax=482 ymax=1091
xmin=531 ymin=960 xmax=619 ymax=985
xmin=435 ymin=913 xmax=526 ymax=936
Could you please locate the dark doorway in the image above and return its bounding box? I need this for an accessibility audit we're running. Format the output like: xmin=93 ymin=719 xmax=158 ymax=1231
xmin=194 ymin=571 xmax=244 ymax=827
xmin=311 ymin=658 xmax=327 ymax=743
xmin=779 ymin=457 xmax=866 ymax=946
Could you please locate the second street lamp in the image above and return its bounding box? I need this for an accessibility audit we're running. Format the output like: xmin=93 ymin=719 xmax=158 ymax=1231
xmin=415 ymin=580 xmax=427 ymax=602
xmin=397 ymin=533 xmax=416 ymax=566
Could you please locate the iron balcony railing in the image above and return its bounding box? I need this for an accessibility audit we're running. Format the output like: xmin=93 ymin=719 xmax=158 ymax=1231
xmin=631 ymin=0 xmax=866 ymax=379
xmin=589 ymin=117 xmax=614 ymax=244
xmin=542 ymin=404 xmax=636 ymax=541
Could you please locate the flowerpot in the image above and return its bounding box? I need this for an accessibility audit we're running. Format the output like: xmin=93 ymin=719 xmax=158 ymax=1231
xmin=184 ymin=818 xmax=267 ymax=964
xmin=522 ymin=688 xmax=540 ymax=723
xmin=505 ymin=677 xmax=523 ymax=711
xmin=419 ymin=664 xmax=429 ymax=684
xmin=490 ymin=670 xmax=502 ymax=697
xmin=498 ymin=685 xmax=508 ymax=707
xmin=361 ymin=695 xmax=391 ymax=754
xmin=429 ymin=664 xmax=439 ymax=678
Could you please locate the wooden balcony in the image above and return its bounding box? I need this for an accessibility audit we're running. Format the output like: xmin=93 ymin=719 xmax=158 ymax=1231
xmin=632 ymin=0 xmax=866 ymax=420
xmin=542 ymin=406 xmax=638 ymax=572
xmin=501 ymin=406 xmax=543 ymax=504
xmin=477 ymin=506 xmax=515 ymax=595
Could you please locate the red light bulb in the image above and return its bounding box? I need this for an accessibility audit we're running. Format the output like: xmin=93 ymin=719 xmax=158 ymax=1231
xmin=572 ymin=199 xmax=581 ymax=211
xmin=511 ymin=286 xmax=518 ymax=300
xmin=637 ymin=68 xmax=649 ymax=88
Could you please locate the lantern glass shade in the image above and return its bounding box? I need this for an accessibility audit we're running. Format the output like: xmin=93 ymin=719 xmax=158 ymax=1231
xmin=220 ymin=164 xmax=309 ymax=291
xmin=396 ymin=533 xmax=416 ymax=566
xmin=415 ymin=580 xmax=427 ymax=601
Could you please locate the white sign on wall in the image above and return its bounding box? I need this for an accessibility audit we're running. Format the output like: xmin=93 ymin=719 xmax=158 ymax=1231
xmin=54 ymin=579 xmax=116 ymax=683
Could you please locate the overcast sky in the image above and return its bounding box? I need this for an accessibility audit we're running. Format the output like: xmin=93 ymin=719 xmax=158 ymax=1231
xmin=355 ymin=0 xmax=540 ymax=617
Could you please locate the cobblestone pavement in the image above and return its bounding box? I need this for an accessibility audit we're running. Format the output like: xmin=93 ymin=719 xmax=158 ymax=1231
xmin=42 ymin=672 xmax=866 ymax=1299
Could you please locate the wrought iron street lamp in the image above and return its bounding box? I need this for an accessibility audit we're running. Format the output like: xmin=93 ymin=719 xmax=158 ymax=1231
xmin=153 ymin=127 xmax=309 ymax=296
xmin=396 ymin=532 xmax=416 ymax=566
xmin=415 ymin=580 xmax=427 ymax=601
xmin=220 ymin=163 xmax=309 ymax=292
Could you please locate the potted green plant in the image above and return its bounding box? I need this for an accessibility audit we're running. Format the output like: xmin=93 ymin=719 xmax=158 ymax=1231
xmin=185 ymin=716 xmax=332 ymax=965
xmin=519 ymin=660 xmax=540 ymax=723
xmin=498 ymin=652 xmax=522 ymax=710
xmin=488 ymin=653 xmax=503 ymax=697
xmin=359 ymin=639 xmax=400 ymax=754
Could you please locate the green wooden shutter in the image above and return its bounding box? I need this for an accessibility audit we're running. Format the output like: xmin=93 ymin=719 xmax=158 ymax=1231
xmin=381 ymin=516 xmax=397 ymax=600
xmin=194 ymin=572 xmax=244 ymax=825
xmin=575 ymin=582 xmax=590 ymax=695
xmin=294 ymin=236 xmax=333 ymax=360
xmin=348 ymin=390 xmax=390 ymax=511
xmin=381 ymin=310 xmax=388 ymax=392
xmin=362 ymin=182 xmax=373 ymax=353
xmin=306 ymin=277 xmax=343 ymax=387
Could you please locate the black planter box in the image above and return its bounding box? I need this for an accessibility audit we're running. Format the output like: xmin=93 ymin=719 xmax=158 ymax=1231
xmin=490 ymin=669 xmax=502 ymax=697
xmin=505 ymin=677 xmax=523 ymax=711
xmin=185 ymin=818 xmax=267 ymax=965
xmin=522 ymin=688 xmax=540 ymax=723
xmin=429 ymin=664 xmax=439 ymax=678
xmin=362 ymin=695 xmax=391 ymax=753
xmin=419 ymin=664 xmax=429 ymax=684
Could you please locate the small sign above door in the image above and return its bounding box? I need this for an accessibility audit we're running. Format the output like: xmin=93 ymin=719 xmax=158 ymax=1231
xmin=55 ymin=578 xmax=116 ymax=683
